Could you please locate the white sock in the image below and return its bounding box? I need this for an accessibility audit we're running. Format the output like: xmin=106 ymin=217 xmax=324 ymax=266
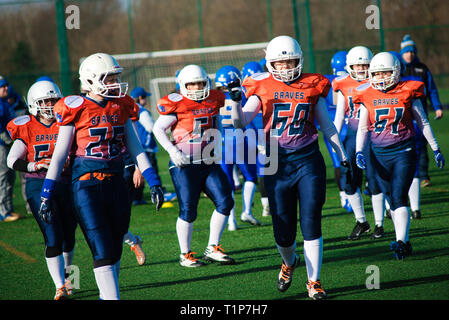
xmin=347 ymin=189 xmax=366 ymax=223
xmin=392 ymin=206 xmax=410 ymax=242
xmin=123 ymin=231 xmax=137 ymax=246
xmin=371 ymin=193 xmax=385 ymax=227
xmin=408 ymin=178 xmax=420 ymax=212
xmin=261 ymin=197 xmax=269 ymax=207
xmin=208 ymin=210 xmax=228 ymax=246
xmin=45 ymin=254 xmax=66 ymax=289
xmin=242 ymin=181 xmax=256 ymax=215
xmin=339 ymin=191 xmax=346 ymax=208
xmin=93 ymin=265 xmax=120 ymax=300
xmin=176 ymin=217 xmax=193 ymax=254
xmin=303 ymin=237 xmax=323 ymax=282
xmin=276 ymin=242 xmax=296 ymax=267
xmin=62 ymin=250 xmax=74 ymax=277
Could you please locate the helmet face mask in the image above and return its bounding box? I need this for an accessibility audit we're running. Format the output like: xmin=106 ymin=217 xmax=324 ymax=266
xmin=27 ymin=80 xmax=62 ymax=121
xmin=369 ymin=52 xmax=401 ymax=91
xmin=177 ymin=65 xmax=210 ymax=100
xmin=265 ymin=35 xmax=303 ymax=82
xmin=345 ymin=46 xmax=373 ymax=81
xmin=79 ymin=53 xmax=128 ymax=98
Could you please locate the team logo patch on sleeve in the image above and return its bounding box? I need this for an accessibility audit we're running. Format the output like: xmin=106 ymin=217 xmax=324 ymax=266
xmin=13 ymin=115 xmax=31 ymax=125
xmin=55 ymin=112 xmax=63 ymax=123
xmin=64 ymin=95 xmax=84 ymax=108
xmin=157 ymin=104 xmax=166 ymax=113
xmin=168 ymin=93 xmax=183 ymax=102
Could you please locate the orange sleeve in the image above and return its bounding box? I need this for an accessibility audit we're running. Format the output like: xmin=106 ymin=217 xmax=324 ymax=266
xmin=53 ymin=95 xmax=84 ymax=126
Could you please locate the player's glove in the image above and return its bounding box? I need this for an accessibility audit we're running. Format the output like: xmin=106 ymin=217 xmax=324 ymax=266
xmin=340 ymin=160 xmax=353 ymax=186
xmin=38 ymin=197 xmax=52 ymax=224
xmin=150 ymin=185 xmax=164 ymax=211
xmin=32 ymin=158 xmax=51 ymax=172
xmin=434 ymin=149 xmax=445 ymax=169
xmin=226 ymin=80 xmax=242 ymax=102
xmin=168 ymin=145 xmax=190 ymax=168
xmin=355 ymin=152 xmax=366 ymax=170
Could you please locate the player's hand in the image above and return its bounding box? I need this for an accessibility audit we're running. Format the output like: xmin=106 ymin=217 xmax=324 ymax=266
xmin=434 ymin=149 xmax=445 ymax=169
xmin=33 ymin=158 xmax=51 ymax=171
xmin=38 ymin=197 xmax=52 ymax=224
xmin=226 ymin=80 xmax=242 ymax=102
xmin=355 ymin=152 xmax=366 ymax=170
xmin=434 ymin=109 xmax=443 ymax=120
xmin=340 ymin=160 xmax=353 ymax=186
xmin=133 ymin=167 xmax=144 ymax=188
xmin=150 ymin=185 xmax=164 ymax=211
xmin=168 ymin=145 xmax=190 ymax=168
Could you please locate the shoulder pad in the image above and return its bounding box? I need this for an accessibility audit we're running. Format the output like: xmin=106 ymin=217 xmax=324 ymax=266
xmin=251 ymin=72 xmax=270 ymax=81
xmin=167 ymin=93 xmax=183 ymax=103
xmin=12 ymin=115 xmax=31 ymax=126
xmin=64 ymin=95 xmax=84 ymax=109
xmin=356 ymin=83 xmax=370 ymax=92
xmin=335 ymin=73 xmax=350 ymax=81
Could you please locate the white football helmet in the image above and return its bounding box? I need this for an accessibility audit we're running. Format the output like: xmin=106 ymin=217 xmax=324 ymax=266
xmin=265 ymin=35 xmax=303 ymax=82
xmin=177 ymin=64 xmax=210 ymax=100
xmin=369 ymin=52 xmax=401 ymax=91
xmin=79 ymin=53 xmax=128 ymax=98
xmin=26 ymin=80 xmax=62 ymax=120
xmin=345 ymin=46 xmax=373 ymax=81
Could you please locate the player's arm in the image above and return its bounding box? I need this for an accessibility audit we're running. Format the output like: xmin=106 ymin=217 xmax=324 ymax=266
xmin=138 ymin=109 xmax=155 ymax=133
xmin=7 ymin=140 xmax=51 ymax=172
xmin=124 ymin=118 xmax=164 ymax=209
xmin=355 ymin=105 xmax=369 ymax=169
xmin=231 ymin=95 xmax=261 ymax=129
xmin=333 ymin=91 xmax=346 ymax=134
xmin=411 ymin=98 xmax=445 ymax=169
xmin=153 ymin=114 xmax=189 ymax=167
xmin=315 ymin=97 xmax=348 ymax=162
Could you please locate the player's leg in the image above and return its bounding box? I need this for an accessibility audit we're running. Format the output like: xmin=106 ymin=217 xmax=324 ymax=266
xmin=297 ymin=151 xmax=327 ymax=300
xmin=238 ymin=163 xmax=260 ymax=226
xmin=203 ymin=164 xmax=235 ymax=264
xmin=170 ymin=164 xmax=205 ymax=267
xmin=220 ymin=163 xmax=238 ymax=230
xmin=409 ymin=123 xmax=423 ymax=219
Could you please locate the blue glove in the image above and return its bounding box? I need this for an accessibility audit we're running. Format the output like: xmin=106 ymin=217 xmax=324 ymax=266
xmin=150 ymin=185 xmax=164 ymax=211
xmin=356 ymin=152 xmax=366 ymax=170
xmin=38 ymin=197 xmax=52 ymax=224
xmin=434 ymin=149 xmax=445 ymax=169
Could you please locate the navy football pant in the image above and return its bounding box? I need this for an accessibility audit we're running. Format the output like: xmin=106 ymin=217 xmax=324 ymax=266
xmin=265 ymin=150 xmax=326 ymax=245
xmin=72 ymin=174 xmax=131 ymax=268
xmin=371 ymin=148 xmax=416 ymax=211
xmin=26 ymin=178 xmax=77 ymax=258
xmin=170 ymin=162 xmax=234 ymax=223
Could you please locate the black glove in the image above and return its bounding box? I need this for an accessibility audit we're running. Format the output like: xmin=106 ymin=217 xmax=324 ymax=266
xmin=150 ymin=185 xmax=164 ymax=211
xmin=340 ymin=160 xmax=353 ymax=187
xmin=226 ymin=80 xmax=242 ymax=102
xmin=38 ymin=197 xmax=52 ymax=224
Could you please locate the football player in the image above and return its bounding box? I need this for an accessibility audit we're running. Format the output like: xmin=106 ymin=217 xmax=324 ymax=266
xmin=38 ymin=53 xmax=164 ymax=300
xmin=215 ymin=65 xmax=260 ymax=231
xmin=354 ymin=52 xmax=445 ymax=260
xmin=241 ymin=61 xmax=271 ymax=218
xmin=333 ymin=46 xmax=386 ymax=240
xmin=153 ymin=64 xmax=235 ymax=267
xmin=230 ymin=35 xmax=350 ymax=300
xmin=6 ymin=80 xmax=77 ymax=300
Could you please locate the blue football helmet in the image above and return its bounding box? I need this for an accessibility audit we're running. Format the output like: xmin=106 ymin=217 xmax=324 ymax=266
xmin=331 ymin=51 xmax=348 ymax=76
xmin=241 ymin=61 xmax=264 ymax=80
xmin=389 ymin=51 xmax=406 ymax=75
xmin=215 ymin=65 xmax=241 ymax=88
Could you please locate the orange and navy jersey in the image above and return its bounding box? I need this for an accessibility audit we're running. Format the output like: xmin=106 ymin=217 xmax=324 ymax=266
xmin=332 ymin=74 xmax=368 ymax=134
xmin=242 ymin=72 xmax=330 ymax=152
xmin=53 ymin=94 xmax=139 ymax=179
xmin=352 ymin=80 xmax=425 ymax=148
xmin=7 ymin=115 xmax=60 ymax=179
xmin=157 ymin=90 xmax=225 ymax=156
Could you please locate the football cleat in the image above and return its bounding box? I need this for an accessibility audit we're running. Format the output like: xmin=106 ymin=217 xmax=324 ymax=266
xmin=420 ymin=179 xmax=431 ymax=188
xmin=130 ymin=236 xmax=146 ymax=266
xmin=0 ymin=212 xmax=20 ymax=222
xmin=277 ymin=255 xmax=300 ymax=292
xmin=306 ymin=280 xmax=327 ymax=300
xmin=164 ymin=192 xmax=177 ymax=202
xmin=241 ymin=212 xmax=261 ymax=226
xmin=371 ymin=225 xmax=384 ymax=239
xmin=348 ymin=221 xmax=371 ymax=240
xmin=203 ymin=244 xmax=235 ymax=265
xmin=64 ymin=279 xmax=73 ymax=296
xmin=54 ymin=286 xmax=68 ymax=300
xmin=179 ymin=251 xmax=205 ymax=267
xmin=411 ymin=210 xmax=421 ymax=219
xmin=390 ymin=240 xmax=412 ymax=260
